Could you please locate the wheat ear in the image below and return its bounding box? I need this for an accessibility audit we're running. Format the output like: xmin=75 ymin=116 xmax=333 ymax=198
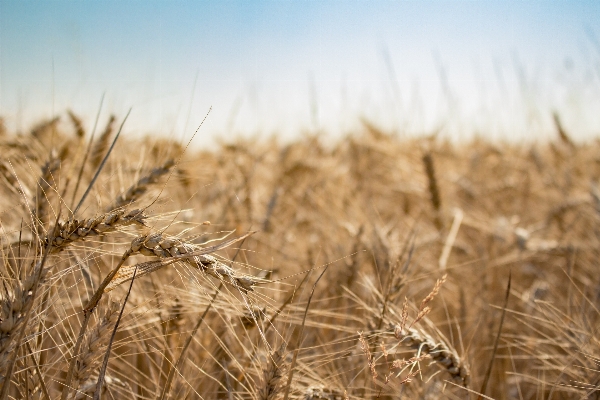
xmin=34 ymin=154 xmax=61 ymax=233
xmin=90 ymin=115 xmax=116 ymax=169
xmin=45 ymin=209 xmax=146 ymax=252
xmin=109 ymin=159 xmax=175 ymax=210
xmin=258 ymin=345 xmax=288 ymax=400
xmin=67 ymin=110 xmax=86 ymax=139
xmin=104 ymin=232 xmax=256 ymax=293
xmin=393 ymin=324 xmax=470 ymax=387
xmin=71 ymin=299 xmax=120 ymax=391
xmin=422 ymin=151 xmax=443 ymax=230
xmin=0 ymin=214 xmax=58 ymax=400
xmin=30 ymin=116 xmax=60 ymax=139
xmin=0 ymin=266 xmax=48 ymax=375
xmin=61 ymin=242 xmax=136 ymax=400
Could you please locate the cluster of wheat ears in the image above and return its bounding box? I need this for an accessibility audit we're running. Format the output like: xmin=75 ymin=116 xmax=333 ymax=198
xmin=0 ymin=111 xmax=598 ymax=399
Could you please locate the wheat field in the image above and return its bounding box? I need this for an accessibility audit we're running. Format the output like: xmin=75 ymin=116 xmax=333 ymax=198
xmin=0 ymin=112 xmax=599 ymax=399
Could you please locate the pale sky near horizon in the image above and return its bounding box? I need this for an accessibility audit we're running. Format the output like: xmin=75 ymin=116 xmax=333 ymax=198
xmin=0 ymin=1 xmax=599 ymax=142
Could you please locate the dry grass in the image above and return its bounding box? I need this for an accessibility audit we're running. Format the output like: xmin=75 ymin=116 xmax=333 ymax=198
xmin=1 ymin=112 xmax=600 ymax=399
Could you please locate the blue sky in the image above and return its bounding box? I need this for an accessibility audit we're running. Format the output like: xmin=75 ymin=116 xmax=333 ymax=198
xmin=1 ymin=1 xmax=599 ymax=141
